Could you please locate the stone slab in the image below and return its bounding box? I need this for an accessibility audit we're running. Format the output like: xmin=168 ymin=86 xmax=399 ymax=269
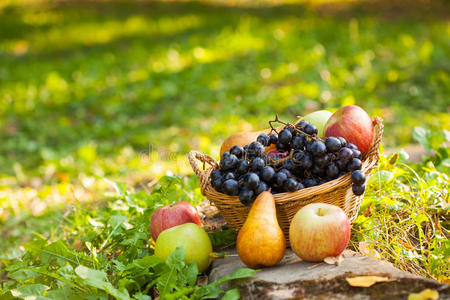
xmin=209 ymin=249 xmax=449 ymax=300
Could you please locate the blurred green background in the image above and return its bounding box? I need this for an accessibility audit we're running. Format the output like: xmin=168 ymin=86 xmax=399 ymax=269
xmin=0 ymin=0 xmax=448 ymax=237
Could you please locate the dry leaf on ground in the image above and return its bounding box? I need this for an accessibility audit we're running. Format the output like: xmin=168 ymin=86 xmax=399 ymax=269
xmin=324 ymin=254 xmax=344 ymax=266
xmin=346 ymin=275 xmax=389 ymax=287
xmin=407 ymin=289 xmax=439 ymax=300
xmin=359 ymin=242 xmax=381 ymax=259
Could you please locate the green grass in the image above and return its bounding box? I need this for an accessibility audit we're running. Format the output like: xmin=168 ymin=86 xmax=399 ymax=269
xmin=0 ymin=0 xmax=449 ymax=298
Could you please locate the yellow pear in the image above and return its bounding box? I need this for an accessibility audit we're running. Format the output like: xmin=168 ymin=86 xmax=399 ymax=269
xmin=236 ymin=191 xmax=286 ymax=269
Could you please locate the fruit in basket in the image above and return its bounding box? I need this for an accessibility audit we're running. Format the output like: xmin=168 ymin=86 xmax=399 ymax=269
xmin=155 ymin=223 xmax=212 ymax=272
xmin=324 ymin=105 xmax=375 ymax=156
xmin=289 ymin=203 xmax=350 ymax=262
xmin=237 ymin=191 xmax=286 ymax=268
xmin=150 ymin=202 xmax=202 ymax=240
xmin=211 ymin=114 xmax=366 ymax=199
xmin=301 ymin=110 xmax=333 ymax=137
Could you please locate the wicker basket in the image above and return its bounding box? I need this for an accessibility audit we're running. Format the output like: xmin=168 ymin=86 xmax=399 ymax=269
xmin=188 ymin=117 xmax=383 ymax=242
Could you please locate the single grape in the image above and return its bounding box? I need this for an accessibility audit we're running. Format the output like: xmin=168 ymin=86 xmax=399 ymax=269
xmin=310 ymin=141 xmax=327 ymax=157
xmin=285 ymin=178 xmax=300 ymax=192
xmin=221 ymin=152 xmax=230 ymax=160
xmin=352 ymin=149 xmax=362 ymax=159
xmin=260 ymin=166 xmax=275 ymax=183
xmin=291 ymin=134 xmax=307 ymax=150
xmin=212 ymin=177 xmax=223 ymax=192
xmin=325 ymin=137 xmax=342 ymax=153
xmin=328 ymin=153 xmax=337 ymax=162
xmin=336 ymin=159 xmax=348 ymax=172
xmin=303 ymin=177 xmax=318 ymax=188
xmin=326 ymin=162 xmax=339 ymax=178
xmin=351 ymin=170 xmax=366 ymax=185
xmin=230 ymin=145 xmax=244 ymax=158
xmin=337 ymin=137 xmax=347 ymax=147
xmin=347 ymin=158 xmax=362 ymax=172
xmin=352 ymin=184 xmax=366 ymax=196
xmin=278 ymin=129 xmax=292 ymax=146
xmin=236 ymin=160 xmax=250 ymax=175
xmin=223 ymin=179 xmax=239 ymax=196
xmin=347 ymin=143 xmax=358 ymax=150
xmin=275 ymin=172 xmax=288 ymax=186
xmin=239 ymin=188 xmax=254 ymax=205
xmin=257 ymin=133 xmax=270 ymax=146
xmin=223 ymin=172 xmax=235 ymax=181
xmin=255 ymin=181 xmax=269 ymax=195
xmin=312 ymin=165 xmax=325 ymax=177
xmin=210 ymin=169 xmax=222 ymax=182
xmin=314 ymin=155 xmax=329 ymax=168
xmin=292 ymin=150 xmax=304 ymax=163
xmin=269 ymin=134 xmax=278 ymax=145
xmin=247 ymin=141 xmax=265 ymax=157
xmin=282 ymin=159 xmax=298 ymax=172
xmin=246 ymin=172 xmax=260 ymax=189
xmin=296 ymin=120 xmax=308 ymax=130
xmin=250 ymin=157 xmax=265 ymax=172
xmin=284 ymin=126 xmax=297 ymax=137
xmin=276 ymin=141 xmax=288 ymax=152
xmin=338 ymin=147 xmax=354 ymax=162
xmin=306 ymin=140 xmax=314 ymax=153
xmin=220 ymin=154 xmax=239 ymax=171
xmin=279 ymin=168 xmax=292 ymax=178
xmin=304 ymin=124 xmax=318 ymax=135
xmin=299 ymin=152 xmax=313 ymax=169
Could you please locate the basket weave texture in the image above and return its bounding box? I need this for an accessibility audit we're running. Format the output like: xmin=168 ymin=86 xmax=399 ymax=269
xmin=188 ymin=118 xmax=384 ymax=241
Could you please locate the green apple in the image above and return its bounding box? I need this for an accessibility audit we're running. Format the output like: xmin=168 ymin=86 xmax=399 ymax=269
xmin=301 ymin=110 xmax=333 ymax=137
xmin=154 ymin=223 xmax=212 ymax=272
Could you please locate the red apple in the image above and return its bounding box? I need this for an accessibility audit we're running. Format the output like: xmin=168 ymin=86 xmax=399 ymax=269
xmin=150 ymin=202 xmax=202 ymax=240
xmin=324 ymin=105 xmax=374 ymax=156
xmin=289 ymin=203 xmax=350 ymax=262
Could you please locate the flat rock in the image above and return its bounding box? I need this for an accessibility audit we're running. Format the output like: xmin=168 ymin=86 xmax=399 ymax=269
xmin=209 ymin=249 xmax=449 ymax=300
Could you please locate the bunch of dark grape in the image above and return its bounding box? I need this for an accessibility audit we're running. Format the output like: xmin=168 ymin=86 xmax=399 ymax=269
xmin=210 ymin=119 xmax=366 ymax=205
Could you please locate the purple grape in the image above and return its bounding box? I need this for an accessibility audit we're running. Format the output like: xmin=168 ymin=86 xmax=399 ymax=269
xmin=338 ymin=147 xmax=354 ymax=162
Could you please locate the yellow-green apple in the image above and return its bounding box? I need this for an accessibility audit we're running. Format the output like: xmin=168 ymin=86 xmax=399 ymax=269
xmin=150 ymin=201 xmax=202 ymax=240
xmin=289 ymin=203 xmax=350 ymax=262
xmin=154 ymin=223 xmax=212 ymax=272
xmin=324 ymin=105 xmax=374 ymax=156
xmin=301 ymin=110 xmax=333 ymax=137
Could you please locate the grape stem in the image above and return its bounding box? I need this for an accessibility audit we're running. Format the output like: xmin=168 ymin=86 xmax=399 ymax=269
xmin=268 ymin=115 xmax=321 ymax=141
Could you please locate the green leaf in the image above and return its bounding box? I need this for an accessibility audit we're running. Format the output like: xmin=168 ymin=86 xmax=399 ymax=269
xmin=75 ymin=265 xmax=131 ymax=300
xmin=8 ymin=269 xmax=40 ymax=282
xmin=184 ymin=261 xmax=199 ymax=287
xmin=156 ymin=246 xmax=186 ymax=298
xmin=133 ymin=293 xmax=152 ymax=300
xmin=129 ymin=255 xmax=161 ymax=270
xmin=194 ymin=285 xmax=223 ymax=299
xmin=45 ymin=287 xmax=78 ymax=299
xmin=369 ymin=170 xmax=394 ymax=185
xmin=412 ymin=126 xmax=429 ymax=152
xmin=11 ymin=284 xmax=49 ymax=299
xmin=165 ymin=246 xmax=186 ymax=270
xmin=208 ymin=230 xmax=236 ymax=249
xmin=212 ymin=268 xmax=257 ymax=287
xmin=222 ymin=288 xmax=241 ymax=300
